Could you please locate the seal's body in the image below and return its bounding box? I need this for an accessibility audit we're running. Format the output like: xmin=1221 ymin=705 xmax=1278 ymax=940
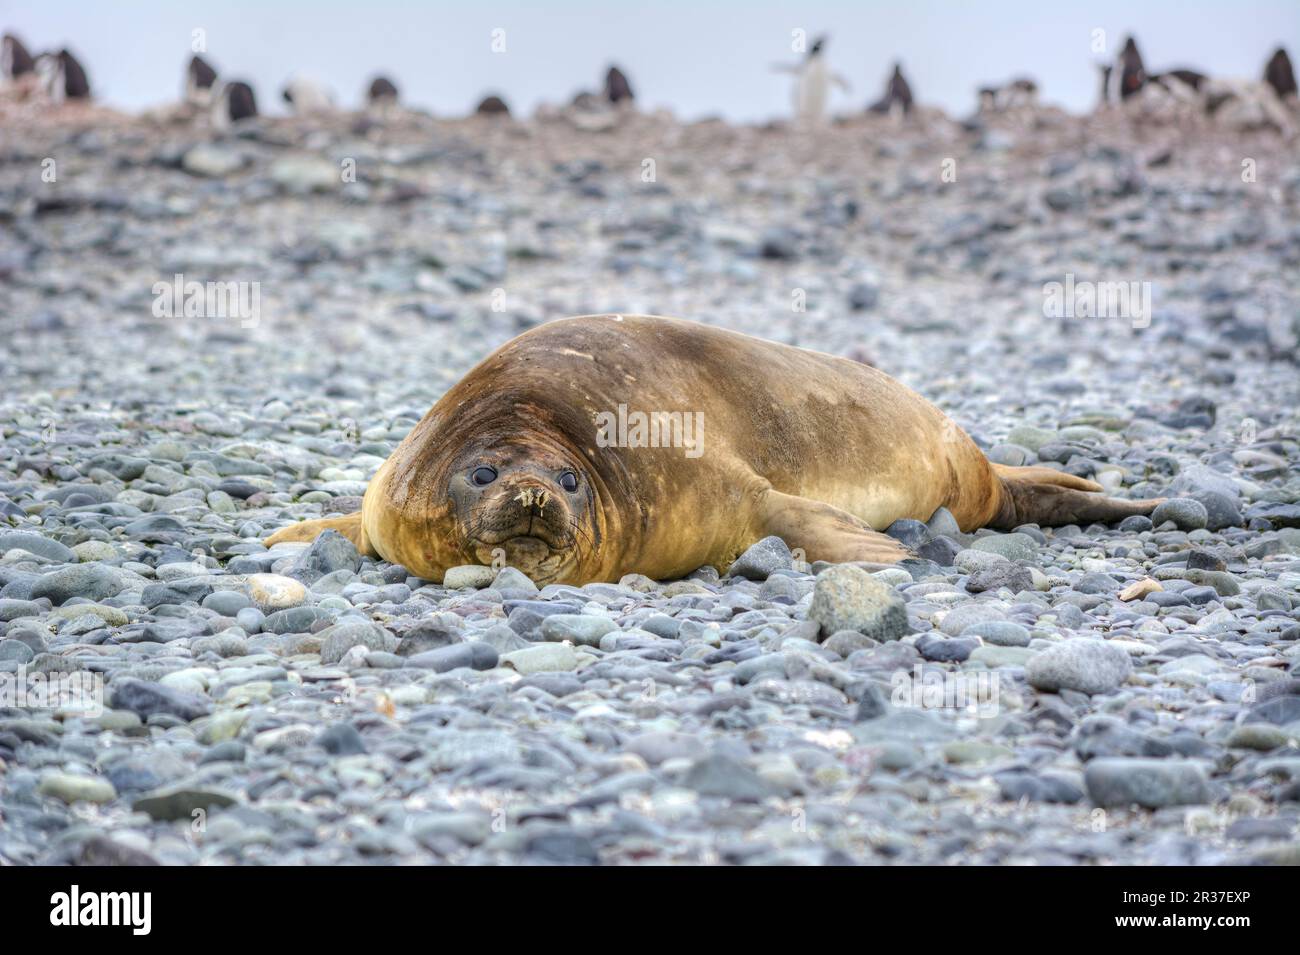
xmin=267 ymin=315 xmax=1159 ymax=584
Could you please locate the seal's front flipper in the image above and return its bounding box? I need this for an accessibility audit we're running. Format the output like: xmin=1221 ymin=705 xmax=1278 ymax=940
xmin=264 ymin=512 xmax=369 ymax=552
xmin=991 ymin=465 xmax=1163 ymax=529
xmin=756 ymin=490 xmax=911 ymax=568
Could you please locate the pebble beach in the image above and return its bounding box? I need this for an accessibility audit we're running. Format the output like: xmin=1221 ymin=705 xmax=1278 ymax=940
xmin=1 ymin=101 xmax=1298 ymax=865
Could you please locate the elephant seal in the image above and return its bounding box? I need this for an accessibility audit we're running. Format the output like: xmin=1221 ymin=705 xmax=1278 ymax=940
xmin=265 ymin=315 xmax=1160 ymax=584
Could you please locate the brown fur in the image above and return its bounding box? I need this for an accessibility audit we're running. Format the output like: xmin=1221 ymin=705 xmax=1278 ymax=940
xmin=265 ymin=315 xmax=1160 ymax=583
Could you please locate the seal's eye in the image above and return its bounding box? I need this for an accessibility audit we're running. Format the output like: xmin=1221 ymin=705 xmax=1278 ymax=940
xmin=471 ymin=466 xmax=497 ymax=487
xmin=558 ymin=470 xmax=579 ymax=493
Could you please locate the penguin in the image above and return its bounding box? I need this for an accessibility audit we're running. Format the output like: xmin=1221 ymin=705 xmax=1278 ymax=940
xmin=35 ymin=49 xmax=91 ymax=102
xmin=1096 ymin=63 xmax=1114 ymax=109
xmin=186 ymin=54 xmax=218 ymax=105
xmin=603 ymin=65 xmax=634 ymax=105
xmin=281 ymin=76 xmax=336 ymax=114
xmin=1147 ymin=68 xmax=1208 ymax=104
xmin=1203 ymin=76 xmax=1294 ymax=134
xmin=774 ymin=35 xmax=850 ymax=126
xmin=475 ymin=94 xmax=510 ymax=116
xmin=213 ymin=79 xmax=258 ymax=128
xmin=1005 ymin=77 xmax=1038 ymax=108
xmin=978 ymin=76 xmax=1038 ymax=112
xmin=1264 ymin=47 xmax=1297 ymax=101
xmin=61 ymin=50 xmax=91 ymax=99
xmin=1 ymin=33 xmax=36 ymax=83
xmin=867 ymin=62 xmax=913 ymax=118
xmin=1139 ymin=68 xmax=1208 ymax=125
xmin=1157 ymin=68 xmax=1207 ymax=91
xmin=367 ymin=75 xmax=399 ymax=106
xmin=1116 ymin=37 xmax=1146 ymax=102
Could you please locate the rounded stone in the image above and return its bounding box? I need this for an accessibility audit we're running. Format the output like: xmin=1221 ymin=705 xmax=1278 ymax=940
xmin=1083 ymin=758 xmax=1212 ymax=809
xmin=970 ymin=533 xmax=1039 ymax=563
xmin=1151 ymin=498 xmax=1208 ymax=532
xmin=245 ymin=574 xmax=309 ymax=613
xmin=1026 ymin=638 xmax=1132 ymax=695
xmin=442 ymin=565 xmax=497 ymax=589
xmin=808 ymin=565 xmax=909 ymax=642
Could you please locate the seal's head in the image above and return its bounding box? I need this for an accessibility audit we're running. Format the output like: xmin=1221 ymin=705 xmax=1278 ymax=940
xmin=448 ymin=439 xmax=598 ymax=585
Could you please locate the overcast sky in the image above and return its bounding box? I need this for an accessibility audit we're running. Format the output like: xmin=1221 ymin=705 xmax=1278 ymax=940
xmin=4 ymin=0 xmax=1297 ymax=120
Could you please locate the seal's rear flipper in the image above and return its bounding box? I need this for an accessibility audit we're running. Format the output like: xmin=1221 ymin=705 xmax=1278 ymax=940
xmin=264 ymin=512 xmax=369 ymax=552
xmin=991 ymin=464 xmax=1163 ymax=529
xmin=756 ymin=489 xmax=911 ymax=568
